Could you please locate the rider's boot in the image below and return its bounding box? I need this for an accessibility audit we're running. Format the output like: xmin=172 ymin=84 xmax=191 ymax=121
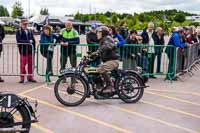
xmin=102 ymin=73 xmax=114 ymax=93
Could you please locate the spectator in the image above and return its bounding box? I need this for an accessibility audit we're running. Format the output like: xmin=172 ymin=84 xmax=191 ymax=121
xmin=153 ymin=27 xmax=165 ymax=73
xmin=0 ymin=24 xmax=5 ymax=82
xmin=196 ymin=28 xmax=200 ymax=43
xmin=16 ymin=19 xmax=36 ymax=83
xmin=137 ymin=36 xmax=149 ymax=73
xmin=86 ymin=23 xmax=100 ymax=67
xmin=109 ymin=26 xmax=126 ymax=65
xmin=118 ymin=21 xmax=129 ymax=40
xmin=196 ymin=28 xmax=200 ymax=56
xmin=55 ymin=25 xmax=61 ymax=34
xmin=124 ymin=30 xmax=138 ymax=69
xmin=190 ymin=26 xmax=198 ymax=43
xmin=59 ymin=21 xmax=80 ymax=71
xmin=185 ymin=27 xmax=194 ymax=44
xmin=86 ymin=23 xmax=99 ymax=52
xmin=166 ymin=27 xmax=185 ymax=80
xmin=141 ymin=22 xmax=157 ymax=78
xmin=109 ymin=26 xmax=126 ymax=47
xmin=126 ymin=30 xmax=138 ymax=44
xmin=40 ymin=25 xmax=57 ymax=82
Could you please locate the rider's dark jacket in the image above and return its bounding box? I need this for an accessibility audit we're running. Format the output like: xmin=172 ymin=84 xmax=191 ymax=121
xmin=96 ymin=35 xmax=119 ymax=62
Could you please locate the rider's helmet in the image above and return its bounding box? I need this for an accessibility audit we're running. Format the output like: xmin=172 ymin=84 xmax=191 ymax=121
xmin=96 ymin=26 xmax=109 ymax=37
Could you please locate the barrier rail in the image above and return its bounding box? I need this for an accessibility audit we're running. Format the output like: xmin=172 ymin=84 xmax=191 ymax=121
xmin=0 ymin=43 xmax=34 ymax=77
xmin=1 ymin=41 xmax=199 ymax=82
xmin=176 ymin=43 xmax=200 ymax=78
xmin=36 ymin=43 xmax=177 ymax=81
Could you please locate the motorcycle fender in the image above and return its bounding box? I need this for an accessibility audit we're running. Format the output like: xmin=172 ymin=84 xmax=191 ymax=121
xmin=125 ymin=70 xmax=145 ymax=86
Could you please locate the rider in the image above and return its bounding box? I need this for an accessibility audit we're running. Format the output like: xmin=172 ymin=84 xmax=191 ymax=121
xmin=90 ymin=26 xmax=119 ymax=93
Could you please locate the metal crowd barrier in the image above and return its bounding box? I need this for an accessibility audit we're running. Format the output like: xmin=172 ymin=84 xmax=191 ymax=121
xmin=0 ymin=43 xmax=34 ymax=77
xmin=2 ymin=42 xmax=200 ymax=82
xmin=36 ymin=43 xmax=177 ymax=81
xmin=36 ymin=43 xmax=99 ymax=81
xmin=176 ymin=43 xmax=200 ymax=78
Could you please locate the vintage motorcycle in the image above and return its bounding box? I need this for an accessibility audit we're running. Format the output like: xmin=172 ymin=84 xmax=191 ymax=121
xmin=54 ymin=53 xmax=148 ymax=107
xmin=0 ymin=93 xmax=38 ymax=133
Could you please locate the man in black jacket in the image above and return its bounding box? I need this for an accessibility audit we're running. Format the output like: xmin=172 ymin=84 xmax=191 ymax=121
xmin=153 ymin=27 xmax=165 ymax=73
xmin=86 ymin=24 xmax=98 ymax=52
xmin=0 ymin=24 xmax=5 ymax=82
xmin=86 ymin=24 xmax=100 ymax=67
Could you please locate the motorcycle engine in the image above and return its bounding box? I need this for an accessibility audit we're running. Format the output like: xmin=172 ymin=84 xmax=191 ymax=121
xmin=92 ymin=75 xmax=105 ymax=90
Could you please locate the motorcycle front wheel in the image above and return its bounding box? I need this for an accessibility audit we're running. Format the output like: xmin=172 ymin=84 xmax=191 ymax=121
xmin=54 ymin=74 xmax=88 ymax=107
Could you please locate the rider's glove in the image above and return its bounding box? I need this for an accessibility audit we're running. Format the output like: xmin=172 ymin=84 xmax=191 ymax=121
xmin=90 ymin=52 xmax=99 ymax=59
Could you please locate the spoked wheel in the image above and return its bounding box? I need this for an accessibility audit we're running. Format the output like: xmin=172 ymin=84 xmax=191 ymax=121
xmin=117 ymin=75 xmax=144 ymax=103
xmin=0 ymin=105 xmax=31 ymax=133
xmin=54 ymin=74 xmax=88 ymax=107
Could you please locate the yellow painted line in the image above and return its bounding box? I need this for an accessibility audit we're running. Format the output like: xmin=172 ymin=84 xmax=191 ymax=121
xmin=118 ymin=108 xmax=199 ymax=133
xmin=17 ymin=84 xmax=56 ymax=133
xmin=141 ymin=100 xmax=200 ymax=119
xmin=18 ymin=84 xmax=46 ymax=95
xmin=146 ymin=91 xmax=200 ymax=106
xmin=45 ymin=87 xmax=199 ymax=133
xmin=32 ymin=123 xmax=55 ymax=133
xmin=147 ymin=89 xmax=200 ymax=96
xmin=15 ymin=115 xmax=54 ymax=133
xmin=42 ymin=87 xmax=200 ymax=120
xmin=19 ymin=94 xmax=134 ymax=133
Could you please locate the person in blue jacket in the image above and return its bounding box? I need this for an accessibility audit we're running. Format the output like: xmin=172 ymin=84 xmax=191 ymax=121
xmin=166 ymin=27 xmax=186 ymax=80
xmin=109 ymin=26 xmax=126 ymax=47
xmin=40 ymin=25 xmax=57 ymax=82
xmin=108 ymin=26 xmax=126 ymax=64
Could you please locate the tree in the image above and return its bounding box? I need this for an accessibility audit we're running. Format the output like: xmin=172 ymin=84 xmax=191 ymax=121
xmin=138 ymin=13 xmax=145 ymax=22
xmin=40 ymin=8 xmax=49 ymax=15
xmin=12 ymin=1 xmax=24 ymax=18
xmin=0 ymin=5 xmax=9 ymax=16
xmin=74 ymin=11 xmax=81 ymax=20
xmin=111 ymin=14 xmax=118 ymax=25
xmin=105 ymin=11 xmax=112 ymax=17
xmin=82 ymin=14 xmax=90 ymax=22
xmin=174 ymin=13 xmax=186 ymax=23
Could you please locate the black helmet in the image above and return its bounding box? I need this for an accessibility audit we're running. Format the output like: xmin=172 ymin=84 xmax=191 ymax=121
xmin=96 ymin=26 xmax=109 ymax=37
xmin=96 ymin=26 xmax=109 ymax=32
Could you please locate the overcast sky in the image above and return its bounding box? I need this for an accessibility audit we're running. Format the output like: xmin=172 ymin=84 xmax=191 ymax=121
xmin=1 ymin=0 xmax=200 ymax=16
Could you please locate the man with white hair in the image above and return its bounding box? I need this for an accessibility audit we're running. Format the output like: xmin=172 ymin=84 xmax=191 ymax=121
xmin=59 ymin=21 xmax=80 ymax=71
xmin=141 ymin=22 xmax=157 ymax=78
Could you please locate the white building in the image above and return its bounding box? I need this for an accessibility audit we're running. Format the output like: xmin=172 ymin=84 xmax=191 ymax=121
xmin=186 ymin=16 xmax=200 ymax=23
